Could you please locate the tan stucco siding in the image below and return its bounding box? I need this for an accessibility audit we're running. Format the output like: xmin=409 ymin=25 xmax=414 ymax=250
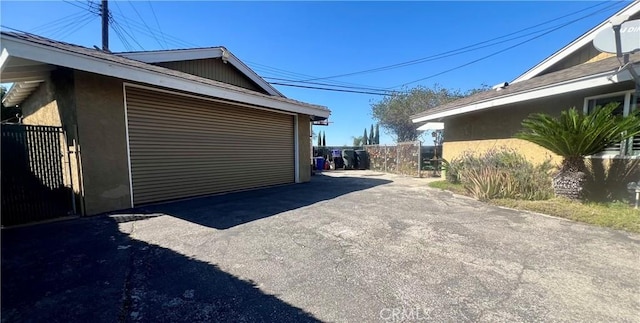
xmin=20 ymin=78 xmax=62 ymax=127
xmin=74 ymin=71 xmax=131 ymax=215
xmin=17 ymin=70 xmax=82 ymax=212
xmin=586 ymin=52 xmax=615 ymax=64
xmin=443 ymin=139 xmax=561 ymax=166
xmin=298 ymin=115 xmax=311 ymax=182
xmin=442 ymin=83 xmax=638 ymax=186
xmin=156 ymin=58 xmax=266 ymax=93
xmin=541 ymin=43 xmax=618 ymax=76
xmin=445 ymin=82 xmax=636 ymax=142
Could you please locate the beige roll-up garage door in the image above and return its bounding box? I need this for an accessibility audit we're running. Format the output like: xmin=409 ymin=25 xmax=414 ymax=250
xmin=125 ymin=86 xmax=295 ymax=205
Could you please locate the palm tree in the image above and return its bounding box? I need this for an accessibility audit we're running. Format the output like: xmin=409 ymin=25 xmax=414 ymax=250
xmin=516 ymin=103 xmax=640 ymax=199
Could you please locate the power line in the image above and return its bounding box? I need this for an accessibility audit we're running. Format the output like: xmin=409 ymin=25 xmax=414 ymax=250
xmin=302 ymin=1 xmax=623 ymax=82
xmin=110 ymin=19 xmax=134 ymax=51
xmin=127 ymin=0 xmax=165 ymax=49
xmin=109 ymin=17 xmax=145 ymax=50
xmin=56 ymin=14 xmax=96 ymax=40
xmin=113 ymin=1 xmax=136 ymax=42
xmin=264 ymin=77 xmax=397 ymax=93
xmin=109 ymin=10 xmax=200 ymax=48
xmin=57 ymin=0 xmax=390 ymax=92
xmin=392 ymin=1 xmax=624 ymax=88
xmin=62 ymin=0 xmax=100 ymax=14
xmin=147 ymin=1 xmax=168 ymax=48
xmin=247 ymin=60 xmax=390 ymax=91
xmin=269 ymin=83 xmax=394 ymax=96
xmin=31 ymin=11 xmax=89 ymax=34
xmin=49 ymin=11 xmax=95 ymax=40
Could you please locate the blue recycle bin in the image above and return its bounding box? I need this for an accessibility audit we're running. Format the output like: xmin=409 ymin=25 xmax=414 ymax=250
xmin=314 ymin=157 xmax=325 ymax=172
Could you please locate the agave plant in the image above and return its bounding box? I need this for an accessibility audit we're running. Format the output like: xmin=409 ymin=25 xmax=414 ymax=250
xmin=516 ymin=103 xmax=640 ymax=199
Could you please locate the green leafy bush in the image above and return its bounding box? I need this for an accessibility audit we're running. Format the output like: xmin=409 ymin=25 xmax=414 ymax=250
xmin=442 ymin=159 xmax=462 ymax=184
xmin=447 ymin=148 xmax=554 ymax=201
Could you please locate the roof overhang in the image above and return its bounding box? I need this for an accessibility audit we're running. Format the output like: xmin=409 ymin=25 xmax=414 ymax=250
xmin=117 ymin=47 xmax=285 ymax=97
xmin=512 ymin=1 xmax=640 ymax=83
xmin=416 ymin=122 xmax=444 ymax=131
xmin=2 ymin=80 xmax=45 ymax=107
xmin=0 ymin=35 xmax=329 ymax=119
xmin=412 ymin=64 xmax=640 ymax=123
xmin=1 ymin=50 xmax=57 ymax=106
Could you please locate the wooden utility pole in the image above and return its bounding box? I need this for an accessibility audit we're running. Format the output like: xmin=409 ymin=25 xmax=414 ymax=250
xmin=101 ymin=0 xmax=109 ymax=51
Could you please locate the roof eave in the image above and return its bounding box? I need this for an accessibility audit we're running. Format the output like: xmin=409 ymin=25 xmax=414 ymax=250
xmin=511 ymin=1 xmax=640 ymax=83
xmin=117 ymin=48 xmax=285 ymax=97
xmin=412 ymin=67 xmax=636 ymax=123
xmin=0 ymin=35 xmax=329 ymax=119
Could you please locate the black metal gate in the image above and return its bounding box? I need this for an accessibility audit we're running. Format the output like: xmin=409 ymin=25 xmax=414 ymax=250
xmin=1 ymin=124 xmax=74 ymax=226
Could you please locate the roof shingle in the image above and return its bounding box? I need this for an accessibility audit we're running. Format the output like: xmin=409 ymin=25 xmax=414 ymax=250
xmin=411 ymin=53 xmax=640 ymax=120
xmin=1 ymin=31 xmax=328 ymax=113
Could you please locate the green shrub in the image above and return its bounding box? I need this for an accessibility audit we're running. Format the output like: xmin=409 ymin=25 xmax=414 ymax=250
xmin=448 ymin=148 xmax=554 ymax=201
xmin=442 ymin=159 xmax=462 ymax=184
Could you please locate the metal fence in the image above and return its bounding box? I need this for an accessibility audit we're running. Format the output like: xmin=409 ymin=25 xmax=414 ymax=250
xmin=1 ymin=124 xmax=74 ymax=226
xmin=314 ymin=142 xmax=442 ymax=177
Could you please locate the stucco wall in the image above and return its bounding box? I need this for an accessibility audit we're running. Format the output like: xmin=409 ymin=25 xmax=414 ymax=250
xmin=298 ymin=115 xmax=311 ymax=183
xmin=20 ymin=78 xmax=62 ymax=127
xmin=443 ymin=139 xmax=562 ymax=166
xmin=19 ymin=69 xmax=83 ymax=213
xmin=444 ymin=82 xmax=636 ymax=154
xmin=74 ymin=71 xmax=131 ymax=215
xmin=441 ymin=82 xmax=640 ymax=195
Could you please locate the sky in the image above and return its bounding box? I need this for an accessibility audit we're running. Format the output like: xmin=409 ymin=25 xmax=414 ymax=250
xmin=0 ymin=1 xmax=632 ymax=146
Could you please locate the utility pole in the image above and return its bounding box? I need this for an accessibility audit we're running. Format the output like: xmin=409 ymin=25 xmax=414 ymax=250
xmin=101 ymin=0 xmax=109 ymax=51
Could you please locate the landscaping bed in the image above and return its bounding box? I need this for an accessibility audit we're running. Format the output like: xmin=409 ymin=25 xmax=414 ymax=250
xmin=428 ymin=180 xmax=640 ymax=233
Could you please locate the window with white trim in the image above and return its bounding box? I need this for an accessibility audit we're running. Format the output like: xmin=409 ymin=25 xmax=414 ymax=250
xmin=584 ymin=90 xmax=639 ymax=157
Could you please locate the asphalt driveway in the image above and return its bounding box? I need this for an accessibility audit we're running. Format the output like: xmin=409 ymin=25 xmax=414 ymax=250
xmin=2 ymin=171 xmax=639 ymax=322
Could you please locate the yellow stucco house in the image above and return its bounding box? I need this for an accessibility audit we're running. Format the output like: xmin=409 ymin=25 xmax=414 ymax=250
xmin=411 ymin=2 xmax=640 ymax=195
xmin=1 ymin=32 xmax=329 ymax=222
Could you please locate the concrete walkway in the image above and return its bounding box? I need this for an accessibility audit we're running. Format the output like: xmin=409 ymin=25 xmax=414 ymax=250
xmin=2 ymin=171 xmax=639 ymax=322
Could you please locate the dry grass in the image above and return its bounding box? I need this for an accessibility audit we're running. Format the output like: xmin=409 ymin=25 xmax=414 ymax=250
xmin=428 ymin=180 xmax=640 ymax=233
xmin=427 ymin=180 xmax=467 ymax=195
xmin=491 ymin=199 xmax=640 ymax=233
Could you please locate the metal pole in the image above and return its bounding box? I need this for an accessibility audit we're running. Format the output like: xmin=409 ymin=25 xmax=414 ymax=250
xmin=417 ymin=141 xmax=421 ymax=178
xmin=102 ymin=0 xmax=109 ymax=51
xmin=384 ymin=145 xmax=387 ymax=172
xmin=74 ymin=126 xmax=86 ymax=216
xmin=62 ymin=129 xmax=76 ymax=215
xmin=396 ymin=143 xmax=400 ymax=174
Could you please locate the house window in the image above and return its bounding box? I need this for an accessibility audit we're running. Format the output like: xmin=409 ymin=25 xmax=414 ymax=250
xmin=584 ymin=90 xmax=639 ymax=157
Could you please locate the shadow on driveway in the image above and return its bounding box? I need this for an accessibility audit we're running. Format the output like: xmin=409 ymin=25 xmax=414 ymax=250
xmin=2 ymin=174 xmax=389 ymax=322
xmin=132 ymin=174 xmax=391 ymax=229
xmin=1 ymin=215 xmax=319 ymax=322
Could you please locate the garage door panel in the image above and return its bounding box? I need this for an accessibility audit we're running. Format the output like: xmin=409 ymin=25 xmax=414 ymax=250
xmin=126 ymin=86 xmax=295 ymax=205
xmin=133 ymin=176 xmax=293 ymax=200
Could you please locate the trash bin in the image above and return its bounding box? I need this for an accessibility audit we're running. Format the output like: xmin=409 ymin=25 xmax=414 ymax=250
xmin=355 ymin=150 xmax=369 ymax=170
xmin=314 ymin=157 xmax=325 ymax=172
xmin=331 ymin=149 xmax=344 ymax=169
xmin=342 ymin=149 xmax=355 ymax=169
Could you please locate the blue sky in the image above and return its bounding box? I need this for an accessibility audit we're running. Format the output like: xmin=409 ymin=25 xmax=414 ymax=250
xmin=0 ymin=1 xmax=631 ymax=145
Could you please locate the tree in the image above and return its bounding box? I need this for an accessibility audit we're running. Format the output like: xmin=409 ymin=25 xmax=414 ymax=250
xmin=352 ymin=136 xmax=364 ymax=146
xmin=363 ymin=128 xmax=368 ymax=146
xmin=371 ymin=85 xmax=482 ymax=142
xmin=0 ymin=86 xmax=19 ymax=122
xmin=375 ymin=124 xmax=380 ymax=144
xmin=369 ymin=124 xmax=375 ymax=144
xmin=322 ymin=132 xmax=326 ymax=147
xmin=317 ymin=131 xmax=322 ymax=147
xmin=516 ymin=103 xmax=640 ymax=199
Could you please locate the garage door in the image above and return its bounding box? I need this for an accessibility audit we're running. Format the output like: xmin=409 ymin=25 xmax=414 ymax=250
xmin=125 ymin=86 xmax=295 ymax=205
